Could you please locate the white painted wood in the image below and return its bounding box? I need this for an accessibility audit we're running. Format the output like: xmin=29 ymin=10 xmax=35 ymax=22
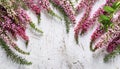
xmin=0 ymin=0 xmax=120 ymax=69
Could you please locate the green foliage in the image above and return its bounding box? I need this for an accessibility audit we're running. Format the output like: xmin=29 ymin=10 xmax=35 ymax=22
xmin=99 ymin=1 xmax=120 ymax=32
xmin=99 ymin=15 xmax=113 ymax=31
xmin=50 ymin=0 xmax=71 ymax=33
xmin=112 ymin=1 xmax=120 ymax=9
xmin=100 ymin=15 xmax=110 ymax=21
xmin=12 ymin=0 xmax=28 ymax=10
xmin=47 ymin=9 xmax=62 ymax=20
xmin=4 ymin=32 xmax=30 ymax=55
xmin=98 ymin=2 xmax=120 ymax=62
xmin=104 ymin=45 xmax=120 ymax=62
xmin=14 ymin=46 xmax=30 ymax=55
xmin=75 ymin=35 xmax=79 ymax=44
xmin=103 ymin=6 xmax=115 ymax=13
xmin=64 ymin=15 xmax=70 ymax=33
xmin=37 ymin=14 xmax=41 ymax=24
xmin=30 ymin=22 xmax=43 ymax=33
xmin=0 ymin=38 xmax=32 ymax=65
xmin=90 ymin=41 xmax=96 ymax=52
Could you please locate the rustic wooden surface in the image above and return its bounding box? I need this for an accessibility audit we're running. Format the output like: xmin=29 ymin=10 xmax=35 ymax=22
xmin=0 ymin=0 xmax=120 ymax=69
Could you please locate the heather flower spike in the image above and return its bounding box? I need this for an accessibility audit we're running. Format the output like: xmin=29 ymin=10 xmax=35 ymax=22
xmin=23 ymin=0 xmax=41 ymax=24
xmin=51 ymin=0 xmax=76 ymax=24
xmin=0 ymin=0 xmax=44 ymax=65
xmin=104 ymin=45 xmax=120 ymax=62
xmin=68 ymin=0 xmax=75 ymax=10
xmin=50 ymin=0 xmax=76 ymax=33
xmin=107 ymin=34 xmax=120 ymax=53
xmin=90 ymin=0 xmax=120 ymax=51
xmin=74 ymin=0 xmax=97 ymax=44
xmin=3 ymin=31 xmax=30 ymax=55
xmin=76 ymin=0 xmax=117 ymax=36
xmin=0 ymin=38 xmax=32 ymax=65
xmin=47 ymin=9 xmax=62 ymax=20
xmin=38 ymin=0 xmax=62 ymax=20
xmin=30 ymin=22 xmax=43 ymax=33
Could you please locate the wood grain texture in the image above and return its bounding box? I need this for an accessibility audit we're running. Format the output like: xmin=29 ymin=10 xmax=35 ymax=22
xmin=0 ymin=0 xmax=120 ymax=69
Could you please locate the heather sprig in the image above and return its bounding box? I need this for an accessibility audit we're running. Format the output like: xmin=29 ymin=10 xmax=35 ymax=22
xmin=23 ymin=0 xmax=41 ymax=23
xmin=80 ymin=0 xmax=117 ymax=34
xmin=15 ymin=8 xmax=43 ymax=34
xmin=75 ymin=0 xmax=86 ymax=13
xmin=30 ymin=22 xmax=43 ymax=33
xmin=91 ymin=23 xmax=120 ymax=51
xmin=0 ymin=37 xmax=32 ymax=65
xmin=50 ymin=0 xmax=71 ymax=33
xmin=38 ymin=0 xmax=62 ymax=20
xmin=104 ymin=44 xmax=120 ymax=62
xmin=80 ymin=8 xmax=104 ymax=34
xmin=0 ymin=26 xmax=31 ymax=65
xmin=74 ymin=8 xmax=92 ymax=43
xmin=75 ymin=0 xmax=118 ymax=38
xmin=74 ymin=0 xmax=97 ymax=44
xmin=0 ymin=0 xmax=37 ymax=65
xmin=107 ymin=34 xmax=120 ymax=53
xmin=51 ymin=0 xmax=76 ymax=24
xmin=90 ymin=1 xmax=120 ymax=51
xmin=2 ymin=31 xmax=30 ymax=55
xmin=99 ymin=1 xmax=120 ymax=32
xmin=47 ymin=9 xmax=62 ymax=20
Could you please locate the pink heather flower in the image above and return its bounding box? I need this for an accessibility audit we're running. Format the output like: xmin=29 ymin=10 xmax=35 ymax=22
xmin=81 ymin=18 xmax=96 ymax=32
xmin=0 ymin=31 xmax=16 ymax=48
xmin=107 ymin=34 xmax=120 ymax=53
xmin=74 ymin=8 xmax=91 ymax=43
xmin=16 ymin=26 xmax=29 ymax=41
xmin=0 ymin=29 xmax=29 ymax=55
xmin=30 ymin=4 xmax=41 ymax=14
xmin=23 ymin=0 xmax=41 ymax=14
xmin=75 ymin=0 xmax=86 ymax=13
xmin=91 ymin=25 xmax=105 ymax=42
xmin=0 ymin=28 xmax=17 ymax=48
xmin=90 ymin=10 xmax=120 ymax=51
xmin=113 ymin=11 xmax=120 ymax=23
xmin=1 ymin=16 xmax=16 ymax=37
xmin=94 ymin=24 xmax=120 ymax=50
xmin=90 ymin=1 xmax=118 ymax=46
xmin=16 ymin=8 xmax=31 ymax=28
xmin=1 ymin=15 xmax=29 ymax=42
xmin=38 ymin=0 xmax=50 ymax=10
xmin=106 ymin=12 xmax=120 ymax=53
xmin=74 ymin=0 xmax=96 ymax=37
xmin=106 ymin=0 xmax=116 ymax=6
xmin=52 ymin=0 xmax=76 ymax=24
xmin=81 ymin=8 xmax=104 ymax=33
xmin=80 ymin=0 xmax=116 ymax=34
xmin=76 ymin=0 xmax=97 ymax=13
xmin=74 ymin=10 xmax=90 ymax=36
xmin=80 ymin=0 xmax=111 ymax=34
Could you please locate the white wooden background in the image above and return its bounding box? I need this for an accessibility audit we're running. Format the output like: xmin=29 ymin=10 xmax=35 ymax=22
xmin=0 ymin=0 xmax=120 ymax=69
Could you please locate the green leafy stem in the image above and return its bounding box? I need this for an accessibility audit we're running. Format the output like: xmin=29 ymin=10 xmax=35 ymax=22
xmin=99 ymin=1 xmax=120 ymax=31
xmin=50 ymin=0 xmax=71 ymax=33
xmin=30 ymin=22 xmax=43 ymax=33
xmin=47 ymin=9 xmax=62 ymax=20
xmin=0 ymin=38 xmax=32 ymax=65
xmin=104 ymin=45 xmax=120 ymax=62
